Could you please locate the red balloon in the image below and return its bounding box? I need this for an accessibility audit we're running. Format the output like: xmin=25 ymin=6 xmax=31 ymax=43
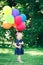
xmin=15 ymin=16 xmax=22 ymax=26
xmin=16 ymin=23 xmax=26 ymax=31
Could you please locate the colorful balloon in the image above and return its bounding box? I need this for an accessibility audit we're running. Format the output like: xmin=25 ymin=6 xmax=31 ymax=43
xmin=5 ymin=14 xmax=14 ymax=24
xmin=20 ymin=14 xmax=27 ymax=22
xmin=2 ymin=6 xmax=27 ymax=31
xmin=15 ymin=16 xmax=22 ymax=26
xmin=12 ymin=9 xmax=19 ymax=17
xmin=3 ymin=6 xmax=12 ymax=15
xmin=13 ymin=23 xmax=16 ymax=28
xmin=16 ymin=23 xmax=26 ymax=31
xmin=2 ymin=23 xmax=12 ymax=29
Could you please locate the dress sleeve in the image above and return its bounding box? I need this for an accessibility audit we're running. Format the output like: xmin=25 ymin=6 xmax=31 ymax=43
xmin=15 ymin=40 xmax=17 ymax=43
xmin=15 ymin=40 xmax=19 ymax=46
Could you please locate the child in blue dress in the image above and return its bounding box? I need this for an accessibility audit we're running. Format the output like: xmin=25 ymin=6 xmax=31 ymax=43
xmin=14 ymin=31 xmax=24 ymax=63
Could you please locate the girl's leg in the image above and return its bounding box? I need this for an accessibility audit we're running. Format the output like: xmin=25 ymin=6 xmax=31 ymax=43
xmin=18 ymin=55 xmax=21 ymax=61
xmin=18 ymin=55 xmax=23 ymax=63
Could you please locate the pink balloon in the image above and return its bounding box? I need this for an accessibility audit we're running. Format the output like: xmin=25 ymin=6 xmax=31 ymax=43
xmin=16 ymin=23 xmax=26 ymax=31
xmin=15 ymin=16 xmax=22 ymax=26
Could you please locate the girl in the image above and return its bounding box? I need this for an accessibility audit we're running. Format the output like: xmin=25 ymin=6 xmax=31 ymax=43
xmin=14 ymin=31 xmax=24 ymax=63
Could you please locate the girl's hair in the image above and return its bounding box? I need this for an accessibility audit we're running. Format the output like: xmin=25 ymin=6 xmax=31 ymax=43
xmin=15 ymin=31 xmax=22 ymax=34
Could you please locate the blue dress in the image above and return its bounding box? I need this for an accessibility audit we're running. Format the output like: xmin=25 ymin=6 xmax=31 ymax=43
xmin=14 ymin=39 xmax=24 ymax=55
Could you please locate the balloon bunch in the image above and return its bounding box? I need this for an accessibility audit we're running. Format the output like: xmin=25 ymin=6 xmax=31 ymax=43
xmin=2 ymin=6 xmax=27 ymax=31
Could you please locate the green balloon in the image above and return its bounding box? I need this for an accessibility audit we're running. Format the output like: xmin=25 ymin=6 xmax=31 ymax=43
xmin=5 ymin=14 xmax=14 ymax=24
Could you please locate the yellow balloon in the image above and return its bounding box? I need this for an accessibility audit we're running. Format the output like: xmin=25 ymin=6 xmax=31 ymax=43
xmin=3 ymin=6 xmax=12 ymax=15
xmin=3 ymin=14 xmax=6 ymax=19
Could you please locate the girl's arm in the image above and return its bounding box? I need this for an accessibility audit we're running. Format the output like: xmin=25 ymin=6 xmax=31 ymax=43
xmin=13 ymin=42 xmax=21 ymax=49
xmin=21 ymin=41 xmax=24 ymax=45
xmin=19 ymin=41 xmax=24 ymax=45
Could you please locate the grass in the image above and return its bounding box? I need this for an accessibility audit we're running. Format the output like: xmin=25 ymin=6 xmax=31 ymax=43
xmin=0 ymin=48 xmax=43 ymax=65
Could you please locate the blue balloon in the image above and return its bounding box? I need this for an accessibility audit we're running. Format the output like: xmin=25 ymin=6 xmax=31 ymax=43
xmin=20 ymin=14 xmax=27 ymax=22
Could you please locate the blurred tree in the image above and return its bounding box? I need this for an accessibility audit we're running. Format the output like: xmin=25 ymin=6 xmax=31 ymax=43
xmin=7 ymin=0 xmax=17 ymax=7
xmin=0 ymin=0 xmax=43 ymax=47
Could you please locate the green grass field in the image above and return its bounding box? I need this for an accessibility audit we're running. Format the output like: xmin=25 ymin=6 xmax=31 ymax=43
xmin=0 ymin=48 xmax=43 ymax=65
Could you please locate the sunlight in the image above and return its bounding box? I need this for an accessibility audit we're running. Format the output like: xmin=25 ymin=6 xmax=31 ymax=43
xmin=25 ymin=51 xmax=43 ymax=56
xmin=0 ymin=49 xmax=13 ymax=54
xmin=0 ymin=48 xmax=43 ymax=56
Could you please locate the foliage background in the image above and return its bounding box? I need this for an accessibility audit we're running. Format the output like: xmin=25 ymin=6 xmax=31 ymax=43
xmin=0 ymin=0 xmax=43 ymax=47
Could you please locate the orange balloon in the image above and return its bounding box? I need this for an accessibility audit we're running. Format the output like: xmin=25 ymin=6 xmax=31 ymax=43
xmin=2 ymin=23 xmax=13 ymax=29
xmin=13 ymin=23 xmax=16 ymax=28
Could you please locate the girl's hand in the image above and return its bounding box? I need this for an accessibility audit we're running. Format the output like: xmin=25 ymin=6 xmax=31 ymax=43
xmin=17 ymin=46 xmax=21 ymax=49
